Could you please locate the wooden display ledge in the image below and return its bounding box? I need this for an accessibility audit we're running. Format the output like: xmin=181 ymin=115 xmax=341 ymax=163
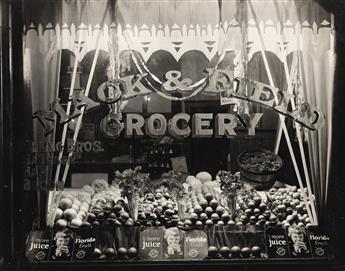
xmin=6 ymin=258 xmax=334 ymax=271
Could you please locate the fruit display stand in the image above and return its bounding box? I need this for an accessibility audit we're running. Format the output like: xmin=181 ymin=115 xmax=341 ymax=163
xmin=27 ymin=168 xmax=331 ymax=265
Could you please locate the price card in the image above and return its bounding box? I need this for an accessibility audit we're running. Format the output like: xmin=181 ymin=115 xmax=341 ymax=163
xmin=25 ymin=230 xmax=52 ymax=262
xmin=72 ymin=228 xmax=96 ymax=261
xmin=308 ymin=227 xmax=332 ymax=258
xmin=265 ymin=227 xmax=290 ymax=258
xmin=162 ymin=227 xmax=185 ymax=260
xmin=286 ymin=225 xmax=312 ymax=258
xmin=185 ymin=230 xmax=208 ymax=260
xmin=139 ymin=227 xmax=163 ymax=261
xmin=49 ymin=228 xmax=75 ymax=261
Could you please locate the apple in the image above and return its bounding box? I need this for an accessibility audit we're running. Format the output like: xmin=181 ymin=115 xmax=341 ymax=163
xmin=221 ymin=213 xmax=230 ymax=223
xmin=205 ymin=219 xmax=214 ymax=226
xmin=94 ymin=248 xmax=102 ymax=258
xmin=81 ymin=221 xmax=91 ymax=228
xmin=149 ymin=213 xmax=158 ymax=221
xmin=184 ymin=219 xmax=192 ymax=227
xmin=208 ymin=246 xmax=218 ymax=258
xmin=63 ymin=208 xmax=78 ymax=220
xmin=230 ymin=246 xmax=241 ymax=258
xmin=227 ymin=220 xmax=236 ymax=226
xmin=92 ymin=220 xmax=100 ymax=227
xmin=113 ymin=204 xmax=123 ymax=213
xmin=190 ymin=213 xmax=199 ymax=223
xmin=239 ymin=215 xmax=248 ymax=223
xmin=199 ymin=199 xmax=208 ymax=210
xmin=205 ymin=207 xmax=214 ymax=217
xmin=114 ymin=220 xmax=122 ymax=226
xmin=241 ymin=247 xmax=251 ymax=258
xmin=59 ymin=198 xmax=73 ymax=210
xmin=253 ymin=208 xmax=261 ymax=216
xmin=128 ymin=247 xmax=138 ymax=258
xmin=247 ymin=201 xmax=255 ymax=209
xmin=244 ymin=208 xmax=252 ymax=216
xmin=104 ymin=248 xmax=116 ymax=259
xmin=259 ymin=203 xmax=267 ymax=211
xmin=205 ymin=193 xmax=213 ymax=203
xmin=195 ymin=220 xmax=204 ymax=228
xmin=220 ymin=246 xmax=230 ymax=258
xmin=209 ymin=199 xmax=219 ymax=210
xmin=117 ymin=247 xmax=128 ymax=259
xmin=125 ymin=218 xmax=134 ymax=227
xmin=87 ymin=213 xmax=96 ymax=222
xmin=155 ymin=192 xmax=162 ymax=199
xmin=55 ymin=219 xmax=68 ymax=228
xmin=216 ymin=206 xmax=225 ymax=216
xmin=54 ymin=208 xmax=63 ymax=221
xmin=120 ymin=212 xmax=130 ymax=221
xmin=277 ymin=204 xmax=286 ymax=212
xmin=211 ymin=213 xmax=220 ymax=222
xmin=249 ymin=216 xmax=257 ymax=224
xmin=193 ymin=205 xmax=203 ymax=215
xmin=199 ymin=213 xmax=208 ymax=222
xmin=71 ymin=218 xmax=83 ymax=228
xmin=253 ymin=196 xmax=261 ymax=206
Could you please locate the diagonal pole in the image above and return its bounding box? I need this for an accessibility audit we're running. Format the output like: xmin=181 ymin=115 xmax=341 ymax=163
xmin=48 ymin=39 xmax=82 ymax=226
xmin=248 ymin=0 xmax=315 ymax=224
xmin=280 ymin=49 xmax=318 ymax=225
xmin=48 ymin=32 xmax=103 ymax=227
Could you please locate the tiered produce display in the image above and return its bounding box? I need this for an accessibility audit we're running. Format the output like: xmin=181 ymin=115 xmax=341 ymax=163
xmin=50 ymin=158 xmax=315 ymax=260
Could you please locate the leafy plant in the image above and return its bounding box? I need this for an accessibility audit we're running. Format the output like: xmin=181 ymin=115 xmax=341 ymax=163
xmin=113 ymin=166 xmax=150 ymax=198
xmin=217 ymin=170 xmax=243 ymax=194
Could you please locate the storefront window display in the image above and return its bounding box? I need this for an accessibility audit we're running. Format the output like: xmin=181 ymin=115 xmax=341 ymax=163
xmin=1 ymin=0 xmax=345 ymax=269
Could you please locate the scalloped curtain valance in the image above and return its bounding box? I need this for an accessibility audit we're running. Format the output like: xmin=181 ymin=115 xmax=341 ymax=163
xmin=24 ymin=0 xmax=330 ymax=30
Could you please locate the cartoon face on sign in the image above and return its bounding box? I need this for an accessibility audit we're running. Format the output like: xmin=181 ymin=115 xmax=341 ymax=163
xmin=51 ymin=229 xmax=74 ymax=260
xmin=288 ymin=225 xmax=310 ymax=257
xmin=163 ymin=227 xmax=184 ymax=259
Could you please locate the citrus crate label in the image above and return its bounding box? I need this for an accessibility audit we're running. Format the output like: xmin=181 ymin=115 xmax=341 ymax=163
xmin=139 ymin=227 xmax=163 ymax=261
xmin=25 ymin=230 xmax=52 ymax=262
xmin=265 ymin=227 xmax=290 ymax=258
xmin=185 ymin=230 xmax=208 ymax=260
xmin=286 ymin=225 xmax=312 ymax=258
xmin=308 ymin=227 xmax=332 ymax=258
xmin=72 ymin=229 xmax=96 ymax=261
xmin=49 ymin=229 xmax=75 ymax=261
xmin=162 ymin=227 xmax=185 ymax=260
